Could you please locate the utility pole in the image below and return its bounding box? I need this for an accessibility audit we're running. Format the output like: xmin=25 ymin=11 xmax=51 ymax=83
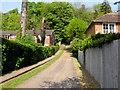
xmin=114 ymin=1 xmax=120 ymax=12
xmin=21 ymin=0 xmax=28 ymax=36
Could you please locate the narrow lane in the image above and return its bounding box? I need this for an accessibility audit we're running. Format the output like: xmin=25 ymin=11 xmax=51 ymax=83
xmin=16 ymin=46 xmax=81 ymax=88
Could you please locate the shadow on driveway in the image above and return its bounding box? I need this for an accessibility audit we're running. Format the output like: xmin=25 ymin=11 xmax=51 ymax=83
xmin=40 ymin=77 xmax=81 ymax=88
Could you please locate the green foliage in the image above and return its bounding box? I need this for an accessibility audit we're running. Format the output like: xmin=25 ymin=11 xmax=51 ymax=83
xmin=16 ymin=27 xmax=22 ymax=40
xmin=70 ymin=38 xmax=83 ymax=57
xmin=74 ymin=4 xmax=94 ymax=25
xmin=19 ymin=33 xmax=35 ymax=45
xmin=2 ymin=8 xmax=21 ymax=30
xmin=2 ymin=37 xmax=59 ymax=74
xmin=25 ymin=2 xmax=75 ymax=43
xmin=93 ymin=4 xmax=104 ymax=19
xmin=80 ymin=33 xmax=120 ymax=51
xmin=100 ymin=0 xmax=112 ymax=14
xmin=66 ymin=18 xmax=87 ymax=40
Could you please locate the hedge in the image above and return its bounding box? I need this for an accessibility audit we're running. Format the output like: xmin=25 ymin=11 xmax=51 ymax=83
xmin=80 ymin=33 xmax=120 ymax=51
xmin=2 ymin=37 xmax=59 ymax=74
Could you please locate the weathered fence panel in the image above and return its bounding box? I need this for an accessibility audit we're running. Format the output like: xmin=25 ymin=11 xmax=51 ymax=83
xmin=85 ymin=48 xmax=103 ymax=87
xmin=78 ymin=50 xmax=84 ymax=65
xmin=118 ymin=39 xmax=120 ymax=90
xmin=78 ymin=39 xmax=120 ymax=88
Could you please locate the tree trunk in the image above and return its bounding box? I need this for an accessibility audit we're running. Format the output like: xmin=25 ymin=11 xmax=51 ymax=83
xmin=21 ymin=0 xmax=28 ymax=36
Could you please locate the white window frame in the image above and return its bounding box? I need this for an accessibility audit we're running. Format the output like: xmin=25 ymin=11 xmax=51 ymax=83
xmin=38 ymin=35 xmax=41 ymax=40
xmin=102 ymin=23 xmax=116 ymax=34
xmin=11 ymin=35 xmax=16 ymax=38
xmin=44 ymin=44 xmax=48 ymax=46
xmin=46 ymin=35 xmax=49 ymax=38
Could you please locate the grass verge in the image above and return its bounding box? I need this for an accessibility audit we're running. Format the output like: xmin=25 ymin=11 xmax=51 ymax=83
xmin=73 ymin=57 xmax=100 ymax=88
xmin=2 ymin=46 xmax=66 ymax=88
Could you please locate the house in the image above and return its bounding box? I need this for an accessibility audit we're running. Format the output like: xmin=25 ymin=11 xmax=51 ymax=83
xmin=85 ymin=12 xmax=120 ymax=37
xmin=2 ymin=30 xmax=55 ymax=46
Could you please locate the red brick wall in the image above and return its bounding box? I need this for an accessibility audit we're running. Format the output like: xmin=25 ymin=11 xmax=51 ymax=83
xmin=95 ymin=22 xmax=102 ymax=34
xmin=85 ymin=23 xmax=95 ymax=37
xmin=116 ymin=23 xmax=120 ymax=33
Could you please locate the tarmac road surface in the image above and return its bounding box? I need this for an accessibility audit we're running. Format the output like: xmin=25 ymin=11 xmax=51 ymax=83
xmin=16 ymin=46 xmax=81 ymax=88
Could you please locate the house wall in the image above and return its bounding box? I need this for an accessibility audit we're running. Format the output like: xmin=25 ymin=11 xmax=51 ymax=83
xmin=86 ymin=22 xmax=120 ymax=37
xmin=116 ymin=23 xmax=120 ymax=33
xmin=9 ymin=36 xmax=16 ymax=40
xmin=95 ymin=22 xmax=102 ymax=34
xmin=78 ymin=39 xmax=120 ymax=88
xmin=50 ymin=32 xmax=55 ymax=46
xmin=85 ymin=23 xmax=95 ymax=37
xmin=44 ymin=35 xmax=50 ymax=46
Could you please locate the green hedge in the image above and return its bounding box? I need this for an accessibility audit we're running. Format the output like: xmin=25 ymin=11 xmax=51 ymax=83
xmin=2 ymin=37 xmax=59 ymax=74
xmin=80 ymin=33 xmax=120 ymax=51
xmin=70 ymin=38 xmax=83 ymax=58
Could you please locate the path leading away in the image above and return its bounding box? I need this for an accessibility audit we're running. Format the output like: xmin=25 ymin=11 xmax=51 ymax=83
xmin=16 ymin=46 xmax=81 ymax=88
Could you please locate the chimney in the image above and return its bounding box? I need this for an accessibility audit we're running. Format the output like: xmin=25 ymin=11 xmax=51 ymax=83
xmin=21 ymin=0 xmax=28 ymax=36
xmin=114 ymin=1 xmax=120 ymax=12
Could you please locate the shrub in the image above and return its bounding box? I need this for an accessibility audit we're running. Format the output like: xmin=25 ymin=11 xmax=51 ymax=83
xmin=80 ymin=33 xmax=120 ymax=51
xmin=70 ymin=38 xmax=83 ymax=57
xmin=2 ymin=37 xmax=59 ymax=74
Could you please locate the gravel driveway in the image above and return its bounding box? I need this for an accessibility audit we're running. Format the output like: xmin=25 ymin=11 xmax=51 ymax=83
xmin=16 ymin=46 xmax=81 ymax=88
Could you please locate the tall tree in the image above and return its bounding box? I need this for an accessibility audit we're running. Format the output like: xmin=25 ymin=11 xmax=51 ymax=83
xmin=41 ymin=2 xmax=75 ymax=43
xmin=66 ymin=18 xmax=87 ymax=40
xmin=74 ymin=4 xmax=94 ymax=25
xmin=93 ymin=4 xmax=104 ymax=19
xmin=21 ymin=0 xmax=28 ymax=36
xmin=100 ymin=0 xmax=112 ymax=14
xmin=2 ymin=9 xmax=21 ymax=30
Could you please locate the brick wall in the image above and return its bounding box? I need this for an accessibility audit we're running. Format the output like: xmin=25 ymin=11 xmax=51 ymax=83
xmin=116 ymin=23 xmax=120 ymax=33
xmin=95 ymin=22 xmax=102 ymax=34
xmin=85 ymin=23 xmax=95 ymax=37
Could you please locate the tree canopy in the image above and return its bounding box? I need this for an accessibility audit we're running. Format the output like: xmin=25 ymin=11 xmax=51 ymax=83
xmin=66 ymin=18 xmax=87 ymax=40
xmin=1 ymin=1 xmax=113 ymax=43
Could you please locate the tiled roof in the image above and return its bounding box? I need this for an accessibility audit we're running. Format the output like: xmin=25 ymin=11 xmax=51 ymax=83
xmin=2 ymin=30 xmax=54 ymax=36
xmin=2 ymin=31 xmax=17 ymax=35
xmin=45 ymin=30 xmax=54 ymax=36
xmin=93 ymin=12 xmax=120 ymax=23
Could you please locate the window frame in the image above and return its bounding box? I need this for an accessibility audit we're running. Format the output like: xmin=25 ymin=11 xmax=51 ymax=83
xmin=11 ymin=35 xmax=16 ymax=39
xmin=102 ymin=23 xmax=116 ymax=34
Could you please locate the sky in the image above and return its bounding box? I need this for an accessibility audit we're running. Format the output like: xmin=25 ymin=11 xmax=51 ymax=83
xmin=0 ymin=0 xmax=119 ymax=13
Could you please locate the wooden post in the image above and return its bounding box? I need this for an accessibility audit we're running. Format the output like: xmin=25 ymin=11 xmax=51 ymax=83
xmin=21 ymin=0 xmax=28 ymax=36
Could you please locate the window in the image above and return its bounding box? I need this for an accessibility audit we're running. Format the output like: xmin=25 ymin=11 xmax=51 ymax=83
xmin=11 ymin=35 xmax=16 ymax=38
xmin=103 ymin=23 xmax=116 ymax=34
xmin=44 ymin=44 xmax=48 ymax=46
xmin=96 ymin=30 xmax=99 ymax=34
xmin=46 ymin=35 xmax=49 ymax=38
xmin=38 ymin=35 xmax=41 ymax=40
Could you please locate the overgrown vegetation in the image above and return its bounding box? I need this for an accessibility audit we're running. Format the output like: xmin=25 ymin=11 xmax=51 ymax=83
xmin=80 ymin=33 xmax=120 ymax=51
xmin=70 ymin=38 xmax=83 ymax=57
xmin=71 ymin=33 xmax=120 ymax=57
xmin=2 ymin=37 xmax=59 ymax=74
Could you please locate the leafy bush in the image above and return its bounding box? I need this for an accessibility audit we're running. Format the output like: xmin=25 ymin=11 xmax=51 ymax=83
xmin=70 ymin=38 xmax=83 ymax=57
xmin=80 ymin=33 xmax=120 ymax=51
xmin=2 ymin=37 xmax=59 ymax=74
